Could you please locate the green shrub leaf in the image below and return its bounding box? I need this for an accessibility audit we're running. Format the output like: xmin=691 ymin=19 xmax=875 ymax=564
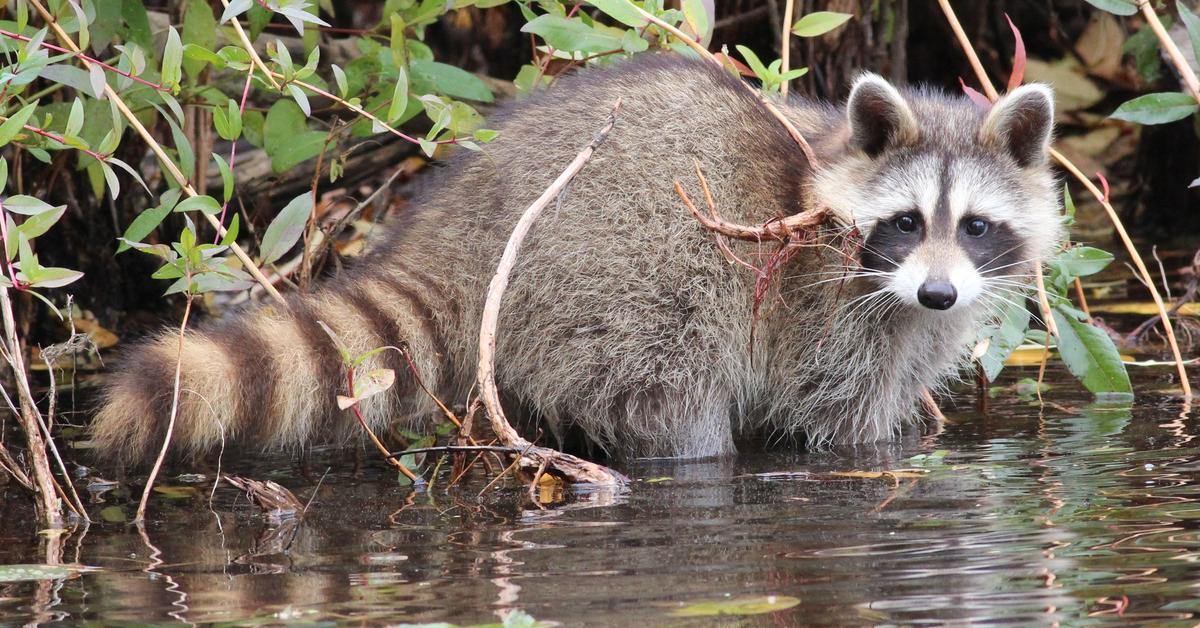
xmin=1052 ymin=306 xmax=1133 ymax=396
xmin=259 ymin=192 xmax=314 ymax=265
xmin=1110 ymin=92 xmax=1199 ymax=125
xmin=792 ymin=11 xmax=853 ymax=37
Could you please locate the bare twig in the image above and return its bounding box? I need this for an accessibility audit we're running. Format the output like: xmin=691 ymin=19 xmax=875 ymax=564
xmin=136 ymin=292 xmax=194 ymax=522
xmin=0 ymin=285 xmax=61 ymax=527
xmin=675 ymin=173 xmax=826 ymax=241
xmin=477 ymin=100 xmax=627 ymax=487
xmin=216 ymin=0 xmax=282 ymax=90
xmin=36 ymin=352 xmax=89 ymax=521
xmin=936 ymin=0 xmax=1191 ymax=398
xmin=779 ymin=0 xmax=796 ymax=97
xmin=1137 ymin=0 xmax=1200 ymax=102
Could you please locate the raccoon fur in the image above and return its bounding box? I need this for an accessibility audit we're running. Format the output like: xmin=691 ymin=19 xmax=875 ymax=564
xmin=91 ymin=54 xmax=1062 ymax=463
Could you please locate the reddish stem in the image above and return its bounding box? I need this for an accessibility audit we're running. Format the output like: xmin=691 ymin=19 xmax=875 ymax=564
xmin=0 ymin=29 xmax=170 ymax=92
xmin=21 ymin=123 xmax=107 ymax=162
xmin=214 ymin=71 xmax=254 ymax=243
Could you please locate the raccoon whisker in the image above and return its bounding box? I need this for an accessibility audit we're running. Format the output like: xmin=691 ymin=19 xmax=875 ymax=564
xmin=978 ymin=256 xmax=1045 ymax=275
xmin=976 ymin=244 xmax=1027 ymax=273
xmin=977 ymin=289 xmax=1046 ymax=327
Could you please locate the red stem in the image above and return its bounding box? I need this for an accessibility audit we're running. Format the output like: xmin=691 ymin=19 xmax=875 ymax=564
xmin=22 ymin=123 xmax=107 ymax=162
xmin=214 ymin=71 xmax=254 ymax=242
xmin=0 ymin=29 xmax=170 ymax=92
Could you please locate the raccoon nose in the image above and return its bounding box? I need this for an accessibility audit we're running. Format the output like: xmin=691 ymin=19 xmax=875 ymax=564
xmin=917 ymin=281 xmax=957 ymax=310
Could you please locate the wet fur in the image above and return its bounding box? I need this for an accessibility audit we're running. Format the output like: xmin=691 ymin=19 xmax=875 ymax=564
xmin=92 ymin=55 xmax=1061 ymax=463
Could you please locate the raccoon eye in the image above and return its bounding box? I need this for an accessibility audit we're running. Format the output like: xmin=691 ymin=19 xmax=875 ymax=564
xmin=965 ymin=218 xmax=990 ymax=237
xmin=894 ymin=214 xmax=919 ymax=233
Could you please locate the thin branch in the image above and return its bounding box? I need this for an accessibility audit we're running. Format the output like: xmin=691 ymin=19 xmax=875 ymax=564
xmin=1137 ymin=0 xmax=1200 ymax=102
xmin=0 ymin=283 xmax=61 ymax=526
xmin=136 ymin=292 xmax=194 ymax=522
xmin=217 ymin=0 xmax=281 ymax=90
xmin=779 ymin=0 xmax=796 ymax=97
xmin=345 ymin=367 xmax=421 ymax=484
xmin=936 ymin=0 xmax=1191 ymax=398
xmin=477 ymin=99 xmax=627 ymax=487
xmin=27 ymin=0 xmax=287 ymax=307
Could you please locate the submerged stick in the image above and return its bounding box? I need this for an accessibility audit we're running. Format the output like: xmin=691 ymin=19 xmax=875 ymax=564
xmin=936 ymin=0 xmax=1191 ymax=398
xmin=477 ymin=100 xmax=627 ymax=487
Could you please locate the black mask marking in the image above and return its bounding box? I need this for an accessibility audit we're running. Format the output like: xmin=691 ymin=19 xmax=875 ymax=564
xmin=862 ymin=211 xmax=924 ymax=271
xmin=959 ymin=218 xmax=1025 ymax=275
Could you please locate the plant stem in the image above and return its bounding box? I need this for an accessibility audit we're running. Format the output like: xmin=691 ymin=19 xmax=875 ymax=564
xmin=477 ymin=99 xmax=626 ymax=487
xmin=1137 ymin=0 xmax=1200 ymax=102
xmin=216 ymin=0 xmax=281 ymax=90
xmin=136 ymin=292 xmax=193 ymax=522
xmin=936 ymin=0 xmax=1191 ymax=398
xmin=779 ymin=0 xmax=795 ymax=97
xmin=344 ymin=368 xmax=421 ymax=483
xmin=0 ymin=284 xmax=61 ymax=527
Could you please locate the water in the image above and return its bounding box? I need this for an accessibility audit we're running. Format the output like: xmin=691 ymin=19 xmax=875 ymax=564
xmin=2 ymin=365 xmax=1198 ymax=626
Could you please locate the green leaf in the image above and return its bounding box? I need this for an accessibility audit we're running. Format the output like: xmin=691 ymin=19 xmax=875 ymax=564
xmin=417 ymin=137 xmax=436 ymax=158
xmin=520 ymin=15 xmax=625 ymax=55
xmin=1083 ymin=0 xmax=1138 ymax=16
xmin=213 ymin=99 xmax=242 ymax=141
xmin=1052 ymin=246 xmax=1114 ymax=278
xmin=671 ymin=596 xmax=801 ymax=617
xmin=65 ymin=98 xmax=84 ymax=138
xmin=409 ymin=59 xmax=493 ymax=102
xmin=264 ymin=100 xmax=330 ymax=173
xmin=387 ymin=66 xmax=409 ymax=123
xmin=173 ymin=195 xmax=222 ymax=215
xmin=286 ymin=83 xmax=311 ymax=116
xmin=978 ymin=296 xmax=1031 ymax=381
xmin=735 ymin=45 xmax=769 ymax=80
xmin=219 ymin=214 xmax=240 ymax=247
xmin=1110 ymin=92 xmax=1198 ymax=125
xmin=15 ymin=204 xmax=66 ymax=241
xmin=161 ymin=26 xmax=183 ymax=89
xmin=792 ymin=11 xmax=853 ymax=37
xmin=4 ymin=195 xmax=58 ymax=216
xmin=1052 ymin=306 xmax=1133 ymax=396
xmin=1179 ymin=1 xmax=1200 ymax=70
xmin=1062 ymin=184 xmax=1076 ymax=225
xmin=331 ymin=63 xmax=349 ymax=97
xmin=259 ymin=192 xmax=313 ymax=265
xmin=212 ymin=152 xmax=234 ymax=203
xmin=25 ymin=266 xmax=83 ymax=289
xmin=0 ymin=101 xmax=38 ymax=147
xmin=588 ymin=0 xmax=648 ymax=28
xmin=117 ymin=203 xmax=172 ymax=252
xmin=682 ymin=0 xmax=713 ymax=45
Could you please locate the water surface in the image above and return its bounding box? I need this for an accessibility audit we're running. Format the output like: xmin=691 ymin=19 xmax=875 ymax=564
xmin=1 ymin=365 xmax=1198 ymax=625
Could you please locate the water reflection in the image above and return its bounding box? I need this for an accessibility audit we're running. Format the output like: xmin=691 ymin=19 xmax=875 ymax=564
xmin=1 ymin=369 xmax=1199 ymax=625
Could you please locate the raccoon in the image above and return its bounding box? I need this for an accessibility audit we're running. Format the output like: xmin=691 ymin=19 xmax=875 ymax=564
xmin=91 ymin=54 xmax=1062 ymax=463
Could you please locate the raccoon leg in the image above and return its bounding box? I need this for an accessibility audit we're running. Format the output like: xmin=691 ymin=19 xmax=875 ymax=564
xmin=537 ymin=382 xmax=736 ymax=460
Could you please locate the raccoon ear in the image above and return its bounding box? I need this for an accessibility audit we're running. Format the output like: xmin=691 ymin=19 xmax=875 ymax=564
xmin=846 ymin=73 xmax=919 ymax=157
xmin=980 ymin=84 xmax=1054 ymax=168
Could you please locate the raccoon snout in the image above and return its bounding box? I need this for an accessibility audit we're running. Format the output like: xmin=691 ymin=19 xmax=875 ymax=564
xmin=917 ymin=281 xmax=957 ymax=310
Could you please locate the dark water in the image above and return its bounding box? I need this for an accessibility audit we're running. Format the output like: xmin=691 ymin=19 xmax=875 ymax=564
xmin=2 ymin=366 xmax=1199 ymax=626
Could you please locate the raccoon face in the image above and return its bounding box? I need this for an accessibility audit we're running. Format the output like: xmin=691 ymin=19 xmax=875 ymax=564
xmin=816 ymin=74 xmax=1062 ymax=314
